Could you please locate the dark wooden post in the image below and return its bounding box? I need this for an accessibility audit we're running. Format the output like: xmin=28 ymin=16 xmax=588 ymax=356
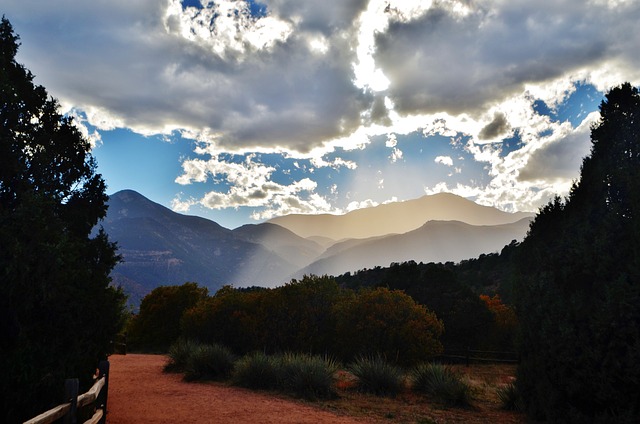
xmin=98 ymin=360 xmax=110 ymax=424
xmin=64 ymin=378 xmax=79 ymax=424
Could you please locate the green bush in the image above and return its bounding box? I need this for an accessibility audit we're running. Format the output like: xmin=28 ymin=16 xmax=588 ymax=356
xmin=164 ymin=339 xmax=202 ymax=373
xmin=497 ymin=382 xmax=522 ymax=411
xmin=184 ymin=343 xmax=236 ymax=381
xmin=411 ymin=363 xmax=472 ymax=406
xmin=349 ymin=355 xmax=405 ymax=397
xmin=232 ymin=351 xmax=280 ymax=390
xmin=128 ymin=283 xmax=208 ymax=352
xmin=277 ymin=353 xmax=339 ymax=400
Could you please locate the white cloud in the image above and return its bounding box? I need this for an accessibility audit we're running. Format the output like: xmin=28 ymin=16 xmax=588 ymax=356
xmin=174 ymin=154 xmax=339 ymax=219
xmin=346 ymin=198 xmax=379 ymax=212
xmin=435 ymin=156 xmax=454 ymax=167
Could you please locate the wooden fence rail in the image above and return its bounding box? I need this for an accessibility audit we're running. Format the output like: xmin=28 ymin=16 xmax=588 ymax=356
xmin=437 ymin=348 xmax=519 ymax=365
xmin=23 ymin=360 xmax=109 ymax=424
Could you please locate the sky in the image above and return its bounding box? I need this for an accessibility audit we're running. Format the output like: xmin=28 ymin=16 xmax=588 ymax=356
xmin=3 ymin=0 xmax=640 ymax=229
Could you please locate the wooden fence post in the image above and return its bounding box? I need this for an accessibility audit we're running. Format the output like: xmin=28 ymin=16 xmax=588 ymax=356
xmin=97 ymin=360 xmax=109 ymax=424
xmin=64 ymin=378 xmax=79 ymax=424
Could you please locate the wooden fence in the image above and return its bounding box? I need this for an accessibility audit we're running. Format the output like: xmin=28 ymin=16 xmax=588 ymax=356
xmin=23 ymin=360 xmax=109 ymax=424
xmin=436 ymin=348 xmax=519 ymax=365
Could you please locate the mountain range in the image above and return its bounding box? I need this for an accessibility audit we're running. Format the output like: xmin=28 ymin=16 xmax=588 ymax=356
xmin=99 ymin=190 xmax=533 ymax=306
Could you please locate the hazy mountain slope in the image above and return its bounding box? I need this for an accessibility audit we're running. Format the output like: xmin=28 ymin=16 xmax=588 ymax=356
xmin=101 ymin=190 xmax=296 ymax=301
xmin=232 ymin=223 xmax=324 ymax=268
xmin=295 ymin=218 xmax=532 ymax=278
xmin=268 ymin=192 xmax=533 ymax=240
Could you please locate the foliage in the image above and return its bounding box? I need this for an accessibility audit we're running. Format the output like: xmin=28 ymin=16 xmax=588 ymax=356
xmin=348 ymin=355 xmax=405 ymax=397
xmin=181 ymin=276 xmax=443 ymax=366
xmin=183 ymin=343 xmax=236 ymax=382
xmin=232 ymin=351 xmax=281 ymax=390
xmin=333 ymin=287 xmax=443 ymax=365
xmin=337 ymin=261 xmax=495 ymax=350
xmin=255 ymin=275 xmax=343 ymax=354
xmin=0 ymin=17 xmax=126 ymax=423
xmin=164 ymin=338 xmax=202 ymax=373
xmin=411 ymin=363 xmax=472 ymax=406
xmin=181 ymin=285 xmax=264 ymax=354
xmin=128 ymin=282 xmax=208 ymax=352
xmin=496 ymin=382 xmax=522 ymax=411
xmin=515 ymin=83 xmax=640 ymax=423
xmin=277 ymin=352 xmax=339 ymax=400
xmin=479 ymin=294 xmax=518 ymax=351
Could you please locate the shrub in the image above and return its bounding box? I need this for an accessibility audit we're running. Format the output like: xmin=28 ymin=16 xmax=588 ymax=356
xmin=497 ymin=382 xmax=523 ymax=411
xmin=232 ymin=351 xmax=280 ymax=390
xmin=349 ymin=355 xmax=405 ymax=397
xmin=128 ymin=283 xmax=208 ymax=352
xmin=412 ymin=363 xmax=472 ymax=406
xmin=277 ymin=353 xmax=339 ymax=400
xmin=164 ymin=339 xmax=202 ymax=373
xmin=333 ymin=288 xmax=443 ymax=366
xmin=184 ymin=343 xmax=236 ymax=381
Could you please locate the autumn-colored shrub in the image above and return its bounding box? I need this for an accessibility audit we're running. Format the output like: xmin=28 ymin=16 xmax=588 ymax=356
xmin=333 ymin=287 xmax=443 ymax=365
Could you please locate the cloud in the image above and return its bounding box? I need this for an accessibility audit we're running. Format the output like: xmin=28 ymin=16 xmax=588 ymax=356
xmin=374 ymin=0 xmax=640 ymax=117
xmin=519 ymin=112 xmax=598 ymax=182
xmin=175 ymin=153 xmax=337 ymax=219
xmin=4 ymin=0 xmax=640 ymax=221
xmin=479 ymin=112 xmax=510 ymax=141
xmin=435 ymin=156 xmax=454 ymax=167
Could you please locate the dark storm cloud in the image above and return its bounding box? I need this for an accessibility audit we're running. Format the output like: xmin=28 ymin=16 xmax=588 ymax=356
xmin=374 ymin=0 xmax=637 ymax=117
xmin=479 ymin=112 xmax=510 ymax=140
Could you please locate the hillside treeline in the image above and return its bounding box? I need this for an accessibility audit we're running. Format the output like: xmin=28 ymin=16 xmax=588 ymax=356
xmin=128 ymin=277 xmax=445 ymax=365
xmin=128 ymin=269 xmax=517 ymax=365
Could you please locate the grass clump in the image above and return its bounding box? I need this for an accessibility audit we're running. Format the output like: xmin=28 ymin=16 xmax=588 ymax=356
xmin=496 ymin=382 xmax=523 ymax=411
xmin=349 ymin=355 xmax=405 ymax=397
xmin=232 ymin=351 xmax=280 ymax=390
xmin=277 ymin=352 xmax=339 ymax=400
xmin=164 ymin=339 xmax=202 ymax=373
xmin=411 ymin=363 xmax=473 ymax=406
xmin=184 ymin=343 xmax=236 ymax=381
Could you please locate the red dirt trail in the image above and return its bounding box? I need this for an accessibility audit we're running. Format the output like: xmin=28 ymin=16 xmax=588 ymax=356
xmin=106 ymin=354 xmax=367 ymax=424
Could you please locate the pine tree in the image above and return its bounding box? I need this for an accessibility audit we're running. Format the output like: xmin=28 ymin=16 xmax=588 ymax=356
xmin=0 ymin=17 xmax=125 ymax=422
xmin=516 ymin=83 xmax=640 ymax=423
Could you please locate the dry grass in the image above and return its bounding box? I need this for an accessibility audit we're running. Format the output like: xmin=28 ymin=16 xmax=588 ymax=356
xmin=310 ymin=363 xmax=526 ymax=424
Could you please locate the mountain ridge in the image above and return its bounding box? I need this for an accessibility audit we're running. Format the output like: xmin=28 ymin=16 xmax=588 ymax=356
xmin=267 ymin=192 xmax=533 ymax=240
xmin=100 ymin=190 xmax=532 ymax=306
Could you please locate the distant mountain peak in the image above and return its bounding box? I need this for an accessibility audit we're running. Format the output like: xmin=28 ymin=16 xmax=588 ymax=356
xmin=268 ymin=193 xmax=533 ymax=240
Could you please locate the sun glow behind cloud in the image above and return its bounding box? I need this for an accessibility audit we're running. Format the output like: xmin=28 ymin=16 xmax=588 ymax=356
xmin=4 ymin=0 xmax=640 ymax=226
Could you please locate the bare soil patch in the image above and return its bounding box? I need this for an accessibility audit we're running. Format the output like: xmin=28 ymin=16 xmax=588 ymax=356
xmin=106 ymin=354 xmax=366 ymax=424
xmin=106 ymin=354 xmax=525 ymax=424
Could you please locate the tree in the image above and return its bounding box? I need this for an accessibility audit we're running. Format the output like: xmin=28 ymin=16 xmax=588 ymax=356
xmin=127 ymin=282 xmax=208 ymax=351
xmin=333 ymin=287 xmax=444 ymax=365
xmin=515 ymin=83 xmax=640 ymax=422
xmin=0 ymin=17 xmax=126 ymax=422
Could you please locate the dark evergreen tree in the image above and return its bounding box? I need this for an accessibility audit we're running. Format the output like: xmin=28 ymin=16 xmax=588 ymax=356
xmin=515 ymin=83 xmax=640 ymax=423
xmin=0 ymin=17 xmax=126 ymax=423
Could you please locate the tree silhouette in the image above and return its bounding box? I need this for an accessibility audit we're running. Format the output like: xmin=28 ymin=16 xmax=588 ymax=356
xmin=516 ymin=83 xmax=640 ymax=423
xmin=0 ymin=17 xmax=125 ymax=422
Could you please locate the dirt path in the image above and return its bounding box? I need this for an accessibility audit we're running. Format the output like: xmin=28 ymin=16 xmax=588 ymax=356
xmin=106 ymin=354 xmax=368 ymax=424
